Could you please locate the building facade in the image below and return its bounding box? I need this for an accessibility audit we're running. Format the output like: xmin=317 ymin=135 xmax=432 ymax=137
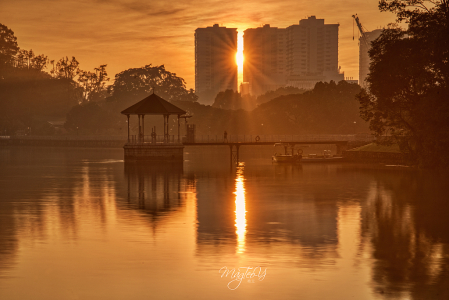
xmin=195 ymin=24 xmax=238 ymax=104
xmin=243 ymin=25 xmax=287 ymax=96
xmin=243 ymin=16 xmax=344 ymax=96
xmin=358 ymin=29 xmax=382 ymax=86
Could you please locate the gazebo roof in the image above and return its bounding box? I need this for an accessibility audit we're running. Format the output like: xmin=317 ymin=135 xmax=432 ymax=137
xmin=121 ymin=93 xmax=187 ymax=115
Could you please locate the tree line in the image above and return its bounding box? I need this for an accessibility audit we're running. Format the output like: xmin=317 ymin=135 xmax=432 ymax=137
xmin=64 ymin=80 xmax=367 ymax=136
xmin=357 ymin=0 xmax=449 ymax=168
xmin=0 ymin=23 xmax=197 ymax=135
xmin=2 ymin=0 xmax=449 ymax=169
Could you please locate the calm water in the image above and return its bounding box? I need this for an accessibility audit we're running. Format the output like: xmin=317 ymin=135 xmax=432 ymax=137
xmin=0 ymin=146 xmax=448 ymax=300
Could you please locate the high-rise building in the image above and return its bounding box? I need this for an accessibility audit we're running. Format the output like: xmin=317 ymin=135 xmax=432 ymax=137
xmin=358 ymin=29 xmax=382 ymax=86
xmin=195 ymin=24 xmax=238 ymax=104
xmin=243 ymin=25 xmax=287 ymax=96
xmin=243 ymin=16 xmax=344 ymax=96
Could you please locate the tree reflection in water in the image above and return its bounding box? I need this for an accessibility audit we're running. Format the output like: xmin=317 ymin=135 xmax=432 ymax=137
xmin=361 ymin=170 xmax=449 ymax=299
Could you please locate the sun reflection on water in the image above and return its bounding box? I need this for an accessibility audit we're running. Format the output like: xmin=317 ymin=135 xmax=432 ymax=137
xmin=234 ymin=163 xmax=247 ymax=254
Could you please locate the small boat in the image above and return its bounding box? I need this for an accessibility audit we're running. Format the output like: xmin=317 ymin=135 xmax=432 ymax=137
xmin=272 ymin=143 xmax=302 ymax=163
xmin=272 ymin=154 xmax=302 ymax=163
xmin=301 ymin=150 xmax=344 ymax=163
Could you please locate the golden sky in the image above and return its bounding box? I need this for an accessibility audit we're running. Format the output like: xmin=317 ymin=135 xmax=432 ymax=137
xmin=1 ymin=0 xmax=396 ymax=89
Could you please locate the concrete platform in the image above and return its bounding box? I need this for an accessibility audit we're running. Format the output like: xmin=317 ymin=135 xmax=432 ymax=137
xmin=124 ymin=144 xmax=184 ymax=162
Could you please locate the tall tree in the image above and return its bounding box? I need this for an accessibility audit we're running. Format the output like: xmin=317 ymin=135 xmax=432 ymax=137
xmin=0 ymin=23 xmax=19 ymax=76
xmin=357 ymin=0 xmax=449 ymax=167
xmin=212 ymin=89 xmax=243 ymax=110
xmin=56 ymin=56 xmax=80 ymax=80
xmin=107 ymin=64 xmax=198 ymax=106
xmin=16 ymin=49 xmax=48 ymax=71
xmin=78 ymin=64 xmax=109 ymax=103
xmin=256 ymin=86 xmax=306 ymax=104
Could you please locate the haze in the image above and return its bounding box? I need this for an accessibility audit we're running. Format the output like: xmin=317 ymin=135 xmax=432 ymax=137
xmin=1 ymin=0 xmax=396 ymax=88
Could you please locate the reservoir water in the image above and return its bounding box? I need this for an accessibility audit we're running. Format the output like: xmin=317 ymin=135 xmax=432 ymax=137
xmin=0 ymin=146 xmax=448 ymax=299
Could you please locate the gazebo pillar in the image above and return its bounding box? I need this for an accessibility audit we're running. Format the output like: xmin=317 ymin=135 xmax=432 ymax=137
xmin=177 ymin=115 xmax=180 ymax=143
xmin=163 ymin=114 xmax=170 ymax=143
xmin=163 ymin=115 xmax=166 ymax=143
xmin=127 ymin=114 xmax=130 ymax=143
xmin=138 ymin=115 xmax=141 ymax=143
xmin=142 ymin=115 xmax=145 ymax=143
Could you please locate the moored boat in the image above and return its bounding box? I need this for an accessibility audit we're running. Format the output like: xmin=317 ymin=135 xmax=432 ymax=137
xmin=272 ymin=143 xmax=302 ymax=163
xmin=301 ymin=150 xmax=344 ymax=163
xmin=272 ymin=154 xmax=302 ymax=163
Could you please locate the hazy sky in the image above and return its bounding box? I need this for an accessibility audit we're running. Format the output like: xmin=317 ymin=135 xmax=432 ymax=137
xmin=1 ymin=0 xmax=396 ymax=89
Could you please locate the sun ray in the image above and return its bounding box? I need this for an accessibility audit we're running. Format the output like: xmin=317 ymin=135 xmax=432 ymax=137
xmin=235 ymin=31 xmax=244 ymax=88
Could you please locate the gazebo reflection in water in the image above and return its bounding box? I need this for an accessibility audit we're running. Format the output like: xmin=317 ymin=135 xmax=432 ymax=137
xmin=124 ymin=162 xmax=184 ymax=216
xmin=121 ymin=92 xmax=188 ymax=161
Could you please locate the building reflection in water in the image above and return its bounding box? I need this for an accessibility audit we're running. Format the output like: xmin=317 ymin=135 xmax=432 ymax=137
xmin=234 ymin=163 xmax=247 ymax=254
xmin=195 ymin=161 xmax=339 ymax=266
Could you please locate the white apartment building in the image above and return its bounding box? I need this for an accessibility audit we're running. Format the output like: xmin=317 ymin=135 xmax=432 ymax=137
xmin=358 ymin=29 xmax=382 ymax=86
xmin=243 ymin=16 xmax=344 ymax=96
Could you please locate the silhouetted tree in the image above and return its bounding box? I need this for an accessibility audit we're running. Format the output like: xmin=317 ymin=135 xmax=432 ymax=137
xmin=65 ymin=102 xmax=120 ymax=134
xmin=0 ymin=24 xmax=19 ymax=65
xmin=171 ymin=81 xmax=366 ymax=135
xmin=16 ymin=49 xmax=48 ymax=71
xmin=0 ymin=23 xmax=19 ymax=78
xmin=357 ymin=0 xmax=449 ymax=167
xmin=256 ymin=86 xmax=306 ymax=104
xmin=107 ymin=64 xmax=198 ymax=107
xmin=253 ymin=81 xmax=366 ymax=134
xmin=0 ymin=25 xmax=80 ymax=133
xmin=56 ymin=56 xmax=80 ymax=80
xmin=212 ymin=89 xmax=242 ymax=110
xmin=78 ymin=64 xmax=110 ymax=103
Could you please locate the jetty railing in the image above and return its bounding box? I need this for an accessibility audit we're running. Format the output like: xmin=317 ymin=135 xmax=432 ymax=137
xmin=127 ymin=135 xmax=182 ymax=145
xmin=188 ymin=134 xmax=375 ymax=144
xmin=9 ymin=135 xmax=127 ymax=141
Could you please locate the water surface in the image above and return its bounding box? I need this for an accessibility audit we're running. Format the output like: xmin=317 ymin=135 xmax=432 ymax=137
xmin=0 ymin=146 xmax=448 ymax=299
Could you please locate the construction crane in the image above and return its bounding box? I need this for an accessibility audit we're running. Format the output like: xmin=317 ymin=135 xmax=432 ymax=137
xmin=352 ymin=14 xmax=369 ymax=48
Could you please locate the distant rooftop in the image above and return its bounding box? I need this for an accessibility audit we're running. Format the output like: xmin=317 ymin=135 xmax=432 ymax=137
xmin=121 ymin=93 xmax=186 ymax=115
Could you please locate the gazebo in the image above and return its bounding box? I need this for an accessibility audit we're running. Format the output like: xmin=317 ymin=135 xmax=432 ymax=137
xmin=121 ymin=92 xmax=187 ymax=161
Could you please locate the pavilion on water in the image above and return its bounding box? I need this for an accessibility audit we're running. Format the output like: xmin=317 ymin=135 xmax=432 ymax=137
xmin=120 ymin=92 xmax=187 ymax=161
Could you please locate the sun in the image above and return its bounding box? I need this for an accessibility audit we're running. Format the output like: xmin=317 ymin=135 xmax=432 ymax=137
xmin=236 ymin=49 xmax=244 ymax=70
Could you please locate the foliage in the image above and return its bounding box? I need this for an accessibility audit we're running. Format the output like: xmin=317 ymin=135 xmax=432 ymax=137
xmin=0 ymin=68 xmax=80 ymax=123
xmin=256 ymin=86 xmax=306 ymax=104
xmin=65 ymin=102 xmax=120 ymax=134
xmin=0 ymin=26 xmax=84 ymax=134
xmin=107 ymin=64 xmax=198 ymax=108
xmin=15 ymin=49 xmax=48 ymax=71
xmin=69 ymin=80 xmax=365 ymax=136
xmin=77 ymin=64 xmax=110 ymax=103
xmin=357 ymin=0 xmax=449 ymax=167
xmin=171 ymin=81 xmax=367 ymax=135
xmin=0 ymin=23 xmax=19 ymax=69
xmin=252 ymin=81 xmax=366 ymax=135
xmin=55 ymin=56 xmax=80 ymax=80
xmin=212 ymin=89 xmax=243 ymax=110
